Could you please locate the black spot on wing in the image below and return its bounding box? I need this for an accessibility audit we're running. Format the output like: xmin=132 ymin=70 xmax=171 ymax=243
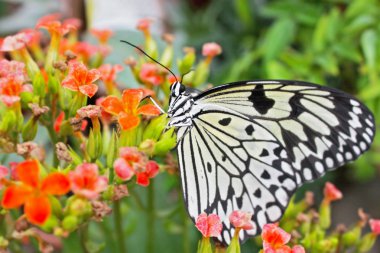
xmin=261 ymin=170 xmax=271 ymax=179
xmin=248 ymin=84 xmax=275 ymax=114
xmin=245 ymin=125 xmax=255 ymax=135
xmin=218 ymin=117 xmax=232 ymax=126
xmin=259 ymin=149 xmax=269 ymax=157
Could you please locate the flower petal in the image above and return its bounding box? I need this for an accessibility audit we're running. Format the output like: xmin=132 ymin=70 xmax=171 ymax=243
xmin=41 ymin=172 xmax=71 ymax=195
xmin=122 ymin=89 xmax=143 ymax=113
xmin=137 ymin=104 xmax=161 ymax=116
xmin=1 ymin=185 xmax=32 ymax=208
xmin=25 ymin=195 xmax=51 ymax=225
xmin=114 ymin=158 xmax=134 ymax=181
xmin=101 ymin=96 xmax=124 ymax=115
xmin=86 ymin=69 xmax=101 ymax=84
xmin=136 ymin=173 xmax=150 ymax=187
xmin=79 ymin=84 xmax=98 ymax=98
xmin=61 ymin=76 xmax=79 ymax=91
xmin=118 ymin=113 xmax=140 ymax=130
xmin=16 ymin=160 xmax=40 ymax=188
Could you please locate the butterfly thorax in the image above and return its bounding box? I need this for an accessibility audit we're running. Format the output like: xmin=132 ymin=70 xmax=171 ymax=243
xmin=167 ymin=82 xmax=196 ymax=127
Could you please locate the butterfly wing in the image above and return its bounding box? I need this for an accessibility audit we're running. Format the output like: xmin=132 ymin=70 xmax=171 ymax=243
xmin=176 ymin=80 xmax=375 ymax=244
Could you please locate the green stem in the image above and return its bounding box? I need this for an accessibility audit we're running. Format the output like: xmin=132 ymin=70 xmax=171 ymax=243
xmin=147 ymin=181 xmax=155 ymax=253
xmin=79 ymin=224 xmax=90 ymax=253
xmin=114 ymin=200 xmax=127 ymax=253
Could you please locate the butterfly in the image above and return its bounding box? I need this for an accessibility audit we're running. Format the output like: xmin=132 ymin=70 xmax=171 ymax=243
xmin=166 ymin=79 xmax=375 ymax=245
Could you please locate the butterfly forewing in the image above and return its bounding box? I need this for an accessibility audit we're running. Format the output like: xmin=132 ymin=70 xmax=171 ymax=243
xmin=172 ymin=80 xmax=375 ymax=244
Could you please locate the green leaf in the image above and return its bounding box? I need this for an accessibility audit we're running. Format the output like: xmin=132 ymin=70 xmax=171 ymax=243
xmin=234 ymin=0 xmax=253 ymax=27
xmin=262 ymin=18 xmax=296 ymax=62
xmin=360 ymin=29 xmax=377 ymax=69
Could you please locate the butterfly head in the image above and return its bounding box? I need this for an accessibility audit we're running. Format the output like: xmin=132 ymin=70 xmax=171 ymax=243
xmin=167 ymin=82 xmax=194 ymax=127
xmin=170 ymin=81 xmax=186 ymax=98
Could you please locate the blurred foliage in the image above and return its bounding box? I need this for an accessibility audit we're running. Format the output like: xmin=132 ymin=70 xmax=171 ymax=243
xmin=175 ymin=0 xmax=380 ymax=182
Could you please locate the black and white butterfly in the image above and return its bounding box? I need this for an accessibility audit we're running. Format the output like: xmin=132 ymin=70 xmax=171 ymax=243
xmin=166 ymin=80 xmax=375 ymax=245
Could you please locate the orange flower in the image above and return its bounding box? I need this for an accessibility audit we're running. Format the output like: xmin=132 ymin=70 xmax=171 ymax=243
xmin=0 ymin=76 xmax=23 ymax=106
xmin=61 ymin=61 xmax=100 ymax=98
xmin=1 ymin=160 xmax=70 ymax=225
xmin=36 ymin=13 xmax=74 ymax=36
xmin=139 ymin=63 xmax=164 ymax=86
xmin=101 ymin=89 xmax=161 ymax=130
xmin=91 ymin=29 xmax=113 ymax=44
xmin=262 ymin=223 xmax=292 ymax=253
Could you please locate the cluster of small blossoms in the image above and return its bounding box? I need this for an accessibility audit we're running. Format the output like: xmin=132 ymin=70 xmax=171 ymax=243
xmin=193 ymin=182 xmax=380 ymax=253
xmin=0 ymin=13 xmax=222 ymax=251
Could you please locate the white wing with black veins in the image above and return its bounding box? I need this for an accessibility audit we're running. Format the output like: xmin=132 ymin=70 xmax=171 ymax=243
xmin=175 ymin=80 xmax=375 ymax=245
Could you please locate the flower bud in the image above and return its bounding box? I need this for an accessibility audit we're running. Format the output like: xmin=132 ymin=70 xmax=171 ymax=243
xmin=62 ymin=215 xmax=79 ymax=232
xmin=160 ymin=43 xmax=174 ymax=68
xmin=153 ymin=128 xmax=177 ymax=155
xmin=22 ymin=116 xmax=38 ymax=141
xmin=192 ymin=60 xmax=210 ymax=87
xmin=357 ymin=233 xmax=377 ymax=252
xmin=39 ymin=215 xmax=59 ymax=233
xmin=178 ymin=47 xmax=196 ymax=75
xmin=66 ymin=196 xmax=93 ymax=218
xmin=342 ymin=225 xmax=361 ymax=247
xmin=86 ymin=128 xmax=103 ymax=162
xmin=106 ymin=130 xmax=119 ymax=169
xmin=143 ymin=114 xmax=168 ymax=141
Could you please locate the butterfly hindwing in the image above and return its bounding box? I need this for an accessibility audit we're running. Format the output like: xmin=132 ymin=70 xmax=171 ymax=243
xmin=173 ymin=80 xmax=375 ymax=244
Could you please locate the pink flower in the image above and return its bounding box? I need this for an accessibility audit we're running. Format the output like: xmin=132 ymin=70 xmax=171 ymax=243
xmin=139 ymin=63 xmax=164 ymax=86
xmin=135 ymin=161 xmax=159 ymax=187
xmin=98 ymin=64 xmax=123 ymax=83
xmin=202 ymin=42 xmax=222 ymax=58
xmin=136 ymin=18 xmax=153 ymax=34
xmin=292 ymin=245 xmax=306 ymax=253
xmin=229 ymin=210 xmax=254 ymax=230
xmin=114 ymin=158 xmax=134 ymax=181
xmin=63 ymin=18 xmax=82 ymax=31
xmin=195 ymin=213 xmax=223 ymax=238
xmin=73 ymin=42 xmax=98 ymax=60
xmin=69 ymin=163 xmax=108 ymax=199
xmin=21 ymin=29 xmax=42 ymax=46
xmin=370 ymin=219 xmax=380 ymax=235
xmin=114 ymin=147 xmax=160 ymax=186
xmin=0 ymin=59 xmax=26 ymax=78
xmin=62 ymin=61 xmax=100 ymax=98
xmin=0 ymin=33 xmax=32 ymax=52
xmin=0 ymin=165 xmax=9 ymax=189
xmin=262 ymin=223 xmax=291 ymax=252
xmin=323 ymin=182 xmax=343 ymax=202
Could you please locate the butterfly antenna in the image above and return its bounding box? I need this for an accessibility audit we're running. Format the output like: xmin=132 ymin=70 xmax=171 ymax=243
xmin=120 ymin=40 xmax=178 ymax=83
xmin=180 ymin=69 xmax=194 ymax=83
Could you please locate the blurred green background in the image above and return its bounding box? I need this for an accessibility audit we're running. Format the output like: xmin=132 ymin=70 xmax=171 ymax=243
xmin=0 ymin=0 xmax=379 ymax=252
